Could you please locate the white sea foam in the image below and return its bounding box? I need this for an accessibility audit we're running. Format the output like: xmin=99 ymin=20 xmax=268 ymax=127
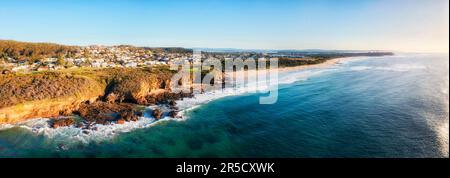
xmin=443 ymin=88 xmax=449 ymax=95
xmin=0 ymin=57 xmax=352 ymax=143
xmin=337 ymin=56 xmax=378 ymax=64
xmin=349 ymin=63 xmax=426 ymax=72
xmin=0 ymin=124 xmax=14 ymax=130
xmin=8 ymin=115 xmax=186 ymax=144
xmin=349 ymin=66 xmax=372 ymax=71
xmin=378 ymin=64 xmax=427 ymax=72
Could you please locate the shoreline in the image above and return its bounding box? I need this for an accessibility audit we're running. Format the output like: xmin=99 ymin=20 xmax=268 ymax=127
xmin=1 ymin=57 xmax=361 ymax=128
xmin=222 ymin=57 xmax=350 ymax=89
xmin=178 ymin=57 xmax=359 ymax=115
xmin=278 ymin=57 xmax=346 ymax=72
xmin=0 ymin=56 xmax=372 ymax=143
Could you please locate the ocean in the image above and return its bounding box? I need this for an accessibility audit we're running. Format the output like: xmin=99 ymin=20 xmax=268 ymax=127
xmin=0 ymin=53 xmax=448 ymax=158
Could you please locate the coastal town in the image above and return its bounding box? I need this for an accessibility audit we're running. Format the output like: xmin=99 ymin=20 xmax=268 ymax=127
xmin=0 ymin=40 xmax=394 ymax=74
xmin=0 ymin=42 xmax=191 ymax=73
xmin=0 ymin=40 xmax=269 ymax=74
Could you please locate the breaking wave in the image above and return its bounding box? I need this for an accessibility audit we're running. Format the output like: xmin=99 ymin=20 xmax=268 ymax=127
xmin=349 ymin=64 xmax=427 ymax=72
xmin=0 ymin=57 xmax=363 ymax=144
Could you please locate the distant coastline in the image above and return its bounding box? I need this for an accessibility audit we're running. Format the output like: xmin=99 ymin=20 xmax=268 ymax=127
xmin=0 ymin=40 xmax=394 ymax=128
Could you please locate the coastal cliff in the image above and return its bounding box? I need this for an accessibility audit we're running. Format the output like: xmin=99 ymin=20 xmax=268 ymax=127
xmin=0 ymin=72 xmax=103 ymax=124
xmin=1 ymin=52 xmax=394 ymax=126
xmin=0 ymin=67 xmax=186 ymax=125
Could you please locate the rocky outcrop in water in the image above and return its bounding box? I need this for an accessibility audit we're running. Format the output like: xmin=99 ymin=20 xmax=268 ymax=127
xmin=152 ymin=108 xmax=163 ymax=120
xmin=51 ymin=118 xmax=75 ymax=128
xmin=168 ymin=110 xmax=180 ymax=118
xmin=75 ymin=101 xmax=138 ymax=125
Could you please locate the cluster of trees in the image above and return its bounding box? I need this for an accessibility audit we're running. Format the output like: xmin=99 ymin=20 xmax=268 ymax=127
xmin=145 ymin=47 xmax=193 ymax=54
xmin=278 ymin=57 xmax=327 ymax=67
xmin=0 ymin=40 xmax=79 ymax=63
xmin=117 ymin=45 xmax=192 ymax=54
xmin=278 ymin=52 xmax=394 ymax=67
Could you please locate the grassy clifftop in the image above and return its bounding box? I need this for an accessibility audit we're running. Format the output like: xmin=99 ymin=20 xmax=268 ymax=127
xmin=0 ymin=67 xmax=175 ymax=124
xmin=0 ymin=72 xmax=102 ymax=108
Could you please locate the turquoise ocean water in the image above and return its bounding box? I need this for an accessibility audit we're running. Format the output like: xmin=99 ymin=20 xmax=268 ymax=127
xmin=0 ymin=54 xmax=448 ymax=158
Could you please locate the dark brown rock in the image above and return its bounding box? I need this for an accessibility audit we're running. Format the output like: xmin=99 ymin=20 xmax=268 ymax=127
xmin=76 ymin=122 xmax=85 ymax=128
xmin=51 ymin=118 xmax=75 ymax=128
xmin=136 ymin=111 xmax=144 ymax=117
xmin=144 ymin=96 xmax=157 ymax=105
xmin=152 ymin=108 xmax=163 ymax=120
xmin=168 ymin=110 xmax=179 ymax=118
xmin=120 ymin=111 xmax=138 ymax=122
xmin=59 ymin=109 xmax=73 ymax=116
xmin=118 ymin=95 xmax=125 ymax=103
xmin=1 ymin=70 xmax=9 ymax=75
xmin=136 ymin=98 xmax=146 ymax=105
xmin=76 ymin=101 xmax=135 ymax=125
xmin=105 ymin=93 xmax=117 ymax=103
xmin=168 ymin=100 xmax=177 ymax=106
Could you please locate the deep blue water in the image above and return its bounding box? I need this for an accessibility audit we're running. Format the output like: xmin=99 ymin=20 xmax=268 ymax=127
xmin=0 ymin=54 xmax=448 ymax=158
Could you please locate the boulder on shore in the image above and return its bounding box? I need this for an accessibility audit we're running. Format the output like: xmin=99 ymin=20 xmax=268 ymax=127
xmin=168 ymin=100 xmax=177 ymax=106
xmin=116 ymin=119 xmax=125 ymax=124
xmin=168 ymin=110 xmax=179 ymax=118
xmin=136 ymin=111 xmax=144 ymax=117
xmin=76 ymin=101 xmax=136 ymax=125
xmin=105 ymin=93 xmax=118 ymax=103
xmin=120 ymin=110 xmax=138 ymax=122
xmin=152 ymin=109 xmax=163 ymax=120
xmin=51 ymin=118 xmax=75 ymax=128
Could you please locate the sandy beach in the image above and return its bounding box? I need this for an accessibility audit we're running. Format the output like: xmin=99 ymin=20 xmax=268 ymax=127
xmin=223 ymin=57 xmax=347 ymax=84
xmin=277 ymin=57 xmax=345 ymax=72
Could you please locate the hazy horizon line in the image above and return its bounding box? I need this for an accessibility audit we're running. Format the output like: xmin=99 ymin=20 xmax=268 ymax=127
xmin=3 ymin=38 xmax=447 ymax=54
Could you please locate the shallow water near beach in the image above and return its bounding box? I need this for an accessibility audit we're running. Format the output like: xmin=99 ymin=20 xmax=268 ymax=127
xmin=0 ymin=53 xmax=448 ymax=158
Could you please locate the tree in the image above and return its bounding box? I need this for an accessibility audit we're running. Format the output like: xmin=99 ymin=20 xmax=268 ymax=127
xmin=30 ymin=54 xmax=41 ymax=64
xmin=83 ymin=49 xmax=91 ymax=58
xmin=66 ymin=51 xmax=75 ymax=58
xmin=0 ymin=52 xmax=6 ymax=63
xmin=56 ymin=55 xmax=65 ymax=66
xmin=0 ymin=40 xmax=78 ymax=64
xmin=64 ymin=61 xmax=74 ymax=68
xmin=83 ymin=58 xmax=92 ymax=67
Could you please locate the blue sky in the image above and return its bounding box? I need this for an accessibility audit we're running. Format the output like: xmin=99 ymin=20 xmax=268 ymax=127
xmin=0 ymin=0 xmax=448 ymax=52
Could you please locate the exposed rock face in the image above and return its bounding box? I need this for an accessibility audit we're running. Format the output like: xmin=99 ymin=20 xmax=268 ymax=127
xmin=0 ymin=92 xmax=101 ymax=125
xmin=120 ymin=110 xmax=139 ymax=122
xmin=0 ymin=67 xmax=191 ymax=126
xmin=168 ymin=110 xmax=179 ymax=118
xmin=136 ymin=111 xmax=143 ymax=117
xmin=51 ymin=118 xmax=75 ymax=128
xmin=164 ymin=79 xmax=171 ymax=90
xmin=1 ymin=69 xmax=10 ymax=75
xmin=152 ymin=109 xmax=163 ymax=120
xmin=76 ymin=101 xmax=138 ymax=125
xmin=169 ymin=100 xmax=177 ymax=107
xmin=104 ymin=69 xmax=173 ymax=104
xmin=147 ymin=92 xmax=193 ymax=105
xmin=116 ymin=119 xmax=125 ymax=125
xmin=0 ymin=72 xmax=104 ymax=124
xmin=0 ymin=72 xmax=102 ymax=108
xmin=105 ymin=93 xmax=118 ymax=103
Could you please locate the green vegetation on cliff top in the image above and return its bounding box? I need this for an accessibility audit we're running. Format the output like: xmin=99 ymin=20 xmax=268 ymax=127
xmin=0 ymin=66 xmax=175 ymax=108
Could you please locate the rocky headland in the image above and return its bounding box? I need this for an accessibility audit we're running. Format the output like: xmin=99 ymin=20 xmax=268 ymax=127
xmin=0 ymin=67 xmax=192 ymax=128
xmin=0 ymin=52 xmax=395 ymax=129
